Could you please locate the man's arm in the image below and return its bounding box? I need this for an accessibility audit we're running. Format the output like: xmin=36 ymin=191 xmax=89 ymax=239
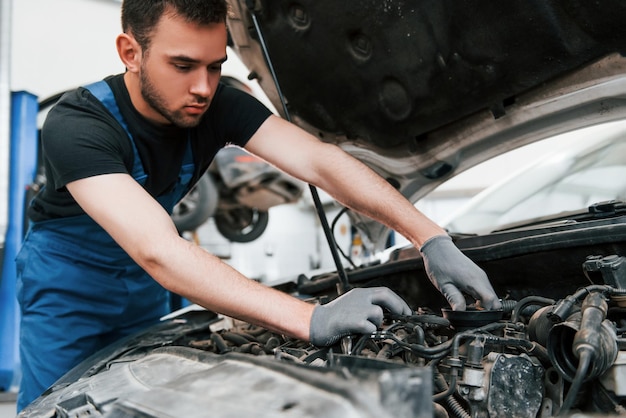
xmin=245 ymin=115 xmax=446 ymax=247
xmin=245 ymin=115 xmax=501 ymax=310
xmin=67 ymin=173 xmax=412 ymax=345
xmin=66 ymin=173 xmax=315 ymax=340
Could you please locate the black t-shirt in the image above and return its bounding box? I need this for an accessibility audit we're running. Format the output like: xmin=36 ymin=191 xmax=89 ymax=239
xmin=28 ymin=73 xmax=273 ymax=222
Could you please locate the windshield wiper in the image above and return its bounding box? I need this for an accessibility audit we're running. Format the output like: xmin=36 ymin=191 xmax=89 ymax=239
xmin=491 ymin=200 xmax=626 ymax=233
xmin=588 ymin=200 xmax=626 ymax=216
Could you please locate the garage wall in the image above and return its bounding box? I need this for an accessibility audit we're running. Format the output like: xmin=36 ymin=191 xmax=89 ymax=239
xmin=11 ymin=0 xmax=124 ymax=100
xmin=1 ymin=0 xmax=123 ymax=242
xmin=9 ymin=0 xmax=267 ymax=100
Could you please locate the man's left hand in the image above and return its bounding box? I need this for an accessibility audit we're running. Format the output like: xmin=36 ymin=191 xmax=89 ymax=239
xmin=420 ymin=235 xmax=501 ymax=311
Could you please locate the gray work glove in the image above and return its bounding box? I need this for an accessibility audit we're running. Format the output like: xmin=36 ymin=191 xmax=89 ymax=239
xmin=420 ymin=235 xmax=501 ymax=311
xmin=309 ymin=287 xmax=412 ymax=347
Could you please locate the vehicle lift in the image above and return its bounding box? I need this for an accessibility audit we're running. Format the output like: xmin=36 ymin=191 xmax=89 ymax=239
xmin=0 ymin=91 xmax=38 ymax=393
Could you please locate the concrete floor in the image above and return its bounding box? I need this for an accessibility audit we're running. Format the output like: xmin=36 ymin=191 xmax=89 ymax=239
xmin=0 ymin=392 xmax=16 ymax=418
xmin=0 ymin=402 xmax=16 ymax=418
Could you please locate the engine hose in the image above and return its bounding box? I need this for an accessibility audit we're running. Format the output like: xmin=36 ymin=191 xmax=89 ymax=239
xmin=375 ymin=344 xmax=392 ymax=360
xmin=388 ymin=322 xmax=514 ymax=360
xmin=499 ymin=299 xmax=518 ymax=313
xmin=231 ymin=330 xmax=260 ymax=342
xmin=432 ymin=371 xmax=455 ymax=400
xmin=445 ymin=396 xmax=471 ymax=418
xmin=331 ymin=207 xmax=358 ymax=268
xmin=450 ymin=323 xmax=508 ymax=357
xmin=511 ymin=296 xmax=556 ymax=323
xmin=274 ymin=351 xmax=304 ymax=363
xmin=559 ymin=349 xmax=592 ymax=415
xmin=222 ymin=332 xmax=250 ymax=346
xmin=210 ymin=333 xmax=230 ymax=354
xmin=412 ymin=324 xmax=426 ymax=346
xmin=566 ymin=284 xmax=626 ymax=307
xmin=351 ymin=334 xmax=376 ymax=356
xmin=433 ymin=402 xmax=450 ymax=418
xmin=551 ymin=285 xmax=612 ymax=322
xmin=387 ymin=313 xmax=451 ymax=328
xmin=236 ymin=343 xmax=265 ymax=355
xmin=526 ymin=341 xmax=551 ymax=366
xmin=243 ymin=326 xmax=268 ymax=337
xmin=405 ymin=337 xmax=452 ymax=359
xmin=263 ymin=336 xmax=282 ymax=353
xmin=433 ymin=372 xmax=469 ymax=417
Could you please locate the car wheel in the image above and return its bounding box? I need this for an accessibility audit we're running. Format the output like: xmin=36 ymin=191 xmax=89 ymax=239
xmin=214 ymin=207 xmax=269 ymax=243
xmin=172 ymin=173 xmax=218 ymax=233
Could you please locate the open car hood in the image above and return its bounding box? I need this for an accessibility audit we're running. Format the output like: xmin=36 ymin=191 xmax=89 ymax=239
xmin=226 ymin=0 xmax=626 ymax=248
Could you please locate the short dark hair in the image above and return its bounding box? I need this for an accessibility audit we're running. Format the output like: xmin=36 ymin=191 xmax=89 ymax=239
xmin=121 ymin=0 xmax=229 ymax=50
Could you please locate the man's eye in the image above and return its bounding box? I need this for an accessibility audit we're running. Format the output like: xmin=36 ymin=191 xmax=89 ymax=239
xmin=174 ymin=64 xmax=191 ymax=71
xmin=209 ymin=65 xmax=222 ymax=72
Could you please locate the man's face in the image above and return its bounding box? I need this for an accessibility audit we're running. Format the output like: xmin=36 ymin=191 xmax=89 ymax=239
xmin=135 ymin=13 xmax=228 ymax=127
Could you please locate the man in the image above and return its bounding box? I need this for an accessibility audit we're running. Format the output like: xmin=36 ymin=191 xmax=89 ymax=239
xmin=16 ymin=0 xmax=500 ymax=411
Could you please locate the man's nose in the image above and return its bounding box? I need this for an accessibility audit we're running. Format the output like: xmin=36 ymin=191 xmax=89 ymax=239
xmin=190 ymin=70 xmax=212 ymax=98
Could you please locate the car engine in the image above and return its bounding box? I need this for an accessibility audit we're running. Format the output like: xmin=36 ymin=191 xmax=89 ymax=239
xmin=179 ymin=255 xmax=626 ymax=418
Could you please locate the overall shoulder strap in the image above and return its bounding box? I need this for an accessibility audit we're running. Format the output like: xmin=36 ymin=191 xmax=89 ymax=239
xmin=83 ymin=80 xmax=145 ymax=181
xmin=83 ymin=80 xmax=130 ymax=133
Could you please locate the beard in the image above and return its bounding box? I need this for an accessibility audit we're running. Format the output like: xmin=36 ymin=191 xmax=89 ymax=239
xmin=139 ymin=62 xmax=207 ymax=128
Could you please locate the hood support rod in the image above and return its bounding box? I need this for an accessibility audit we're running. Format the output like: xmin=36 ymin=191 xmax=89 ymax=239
xmin=247 ymin=4 xmax=351 ymax=295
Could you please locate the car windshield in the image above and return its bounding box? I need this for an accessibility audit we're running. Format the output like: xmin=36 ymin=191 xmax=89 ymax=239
xmin=437 ymin=121 xmax=626 ymax=235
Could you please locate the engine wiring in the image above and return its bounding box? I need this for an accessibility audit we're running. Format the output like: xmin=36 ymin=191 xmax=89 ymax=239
xmin=175 ymin=254 xmax=626 ymax=417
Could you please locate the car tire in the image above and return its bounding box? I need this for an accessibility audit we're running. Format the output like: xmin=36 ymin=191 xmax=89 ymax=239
xmin=214 ymin=207 xmax=269 ymax=243
xmin=172 ymin=173 xmax=218 ymax=233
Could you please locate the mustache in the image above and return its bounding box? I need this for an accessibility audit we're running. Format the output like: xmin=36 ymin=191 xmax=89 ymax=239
xmin=189 ymin=96 xmax=209 ymax=106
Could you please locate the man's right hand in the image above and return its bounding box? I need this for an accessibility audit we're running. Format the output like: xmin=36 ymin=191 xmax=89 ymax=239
xmin=309 ymin=287 xmax=412 ymax=347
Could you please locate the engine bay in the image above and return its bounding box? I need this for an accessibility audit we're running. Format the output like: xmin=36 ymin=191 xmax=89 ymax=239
xmin=196 ymin=254 xmax=626 ymax=418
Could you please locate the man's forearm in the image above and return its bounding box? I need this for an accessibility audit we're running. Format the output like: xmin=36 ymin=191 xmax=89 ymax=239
xmin=312 ymin=146 xmax=446 ymax=248
xmin=141 ymin=235 xmax=315 ymax=341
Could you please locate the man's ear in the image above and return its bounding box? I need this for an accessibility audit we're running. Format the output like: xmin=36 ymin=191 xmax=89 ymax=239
xmin=116 ymin=33 xmax=142 ymax=73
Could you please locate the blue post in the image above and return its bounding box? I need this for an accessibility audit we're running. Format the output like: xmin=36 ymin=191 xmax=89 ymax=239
xmin=0 ymin=91 xmax=38 ymax=392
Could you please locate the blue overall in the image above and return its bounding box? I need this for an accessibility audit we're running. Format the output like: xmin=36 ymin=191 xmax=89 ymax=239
xmin=16 ymin=81 xmax=195 ymax=410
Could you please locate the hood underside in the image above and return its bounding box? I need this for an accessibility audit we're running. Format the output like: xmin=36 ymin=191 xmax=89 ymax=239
xmin=226 ymin=0 xmax=626 ymax=248
xmin=228 ymin=0 xmax=626 ymax=146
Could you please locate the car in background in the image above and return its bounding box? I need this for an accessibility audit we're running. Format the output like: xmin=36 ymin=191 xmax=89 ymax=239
xmin=19 ymin=2 xmax=626 ymax=417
